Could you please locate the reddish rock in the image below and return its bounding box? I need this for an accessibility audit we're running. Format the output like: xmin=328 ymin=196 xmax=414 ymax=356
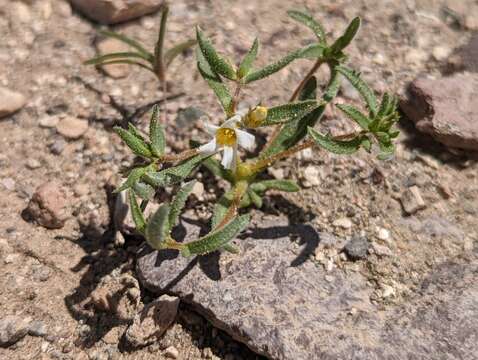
xmin=26 ymin=181 xmax=69 ymax=229
xmin=69 ymin=0 xmax=163 ymax=24
xmin=402 ymin=72 xmax=478 ymax=151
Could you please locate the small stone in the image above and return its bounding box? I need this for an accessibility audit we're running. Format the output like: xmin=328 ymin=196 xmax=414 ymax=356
xmin=125 ymin=295 xmax=179 ymax=347
xmin=69 ymin=0 xmax=163 ymax=24
xmin=432 ymin=45 xmax=451 ymax=62
xmin=0 ymin=239 xmax=11 ymax=259
xmin=26 ymin=159 xmax=41 ymax=170
xmin=268 ymin=167 xmax=284 ymax=180
xmin=1 ymin=178 xmax=15 ymax=191
xmin=191 ymin=181 xmax=204 ymax=201
xmin=175 ymin=107 xmax=205 ymax=129
xmin=0 ymin=87 xmax=26 ymax=118
xmin=96 ymin=38 xmax=131 ymax=78
xmin=343 ymin=236 xmax=369 ymax=261
xmin=400 ymin=186 xmax=426 ymax=215
xmin=376 ymin=227 xmax=390 ymax=241
xmin=332 ymin=217 xmax=353 ymax=229
xmin=4 ymin=253 xmax=20 ymax=265
xmin=49 ymin=139 xmax=66 ymax=155
xmin=164 ymin=346 xmax=179 ymax=359
xmin=302 ymin=165 xmax=320 ymax=187
xmin=28 ymin=321 xmax=48 ymax=337
xmin=73 ymin=183 xmax=89 ymax=197
xmin=381 ymin=284 xmax=395 ymax=298
xmin=373 ymin=53 xmax=386 ymax=65
xmin=39 ymin=116 xmax=59 ymax=128
xmin=26 ymin=181 xmax=69 ymax=229
xmin=56 ymin=117 xmax=89 ymax=140
xmin=0 ymin=315 xmax=32 ymax=347
xmin=371 ymin=242 xmax=393 ymax=257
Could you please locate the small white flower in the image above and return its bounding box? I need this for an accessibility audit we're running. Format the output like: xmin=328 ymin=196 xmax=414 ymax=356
xmin=199 ymin=115 xmax=255 ymax=170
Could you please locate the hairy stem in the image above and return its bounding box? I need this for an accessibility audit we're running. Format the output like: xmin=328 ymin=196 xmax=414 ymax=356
xmin=231 ymin=83 xmax=242 ymax=114
xmin=216 ymin=181 xmax=248 ymax=230
xmin=159 ymin=148 xmax=198 ymax=163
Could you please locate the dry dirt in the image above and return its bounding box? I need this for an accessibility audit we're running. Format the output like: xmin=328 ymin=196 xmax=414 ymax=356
xmin=0 ymin=0 xmax=477 ymax=359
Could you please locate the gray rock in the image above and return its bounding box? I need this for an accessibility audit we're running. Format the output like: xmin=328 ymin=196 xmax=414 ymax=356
xmin=401 ymin=185 xmax=426 ymax=215
xmin=69 ymin=0 xmax=163 ymax=24
xmin=26 ymin=181 xmax=69 ymax=229
xmin=56 ymin=117 xmax=89 ymax=140
xmin=175 ymin=107 xmax=206 ymax=129
xmin=28 ymin=320 xmax=48 ymax=337
xmin=0 ymin=87 xmax=26 ymax=119
xmin=0 ymin=315 xmax=32 ymax=347
xmin=402 ymin=72 xmax=478 ymax=150
xmin=344 ymin=236 xmax=369 ymax=260
xmin=125 ymin=294 xmax=179 ymax=347
xmin=137 ymin=217 xmax=478 ymax=359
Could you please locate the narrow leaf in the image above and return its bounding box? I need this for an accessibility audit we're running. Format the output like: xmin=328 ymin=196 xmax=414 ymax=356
xmin=298 ymin=43 xmax=326 ymax=59
xmin=211 ymin=190 xmax=233 ymax=229
xmin=128 ymin=190 xmax=146 ymax=233
xmin=164 ymin=39 xmax=197 ymax=67
xmin=132 ymin=181 xmax=155 ymax=200
xmin=85 ymin=52 xmax=152 ymax=66
xmin=247 ymin=189 xmax=263 ymax=208
xmin=243 ymin=49 xmax=302 ymax=84
xmin=201 ymin=156 xmax=234 ymax=182
xmin=114 ymin=126 xmax=152 ymax=158
xmin=94 ymin=59 xmax=154 ymax=73
xmin=222 ymin=243 xmax=240 ymax=254
xmin=323 ymin=67 xmax=341 ymax=102
xmin=149 ymin=105 xmax=166 ymax=157
xmin=287 ymin=10 xmax=326 ymax=43
xmin=115 ymin=166 xmax=150 ymax=193
xmin=336 ymin=103 xmax=370 ymax=130
xmin=250 ymin=179 xmax=300 ymax=193
xmin=196 ymin=27 xmax=236 ymax=80
xmin=99 ymin=30 xmax=154 ymax=61
xmin=128 ymin=123 xmax=145 ymax=141
xmin=238 ymin=38 xmax=259 ymax=78
xmin=262 ymin=100 xmax=318 ymax=126
xmin=168 ymin=180 xmax=196 ymax=229
xmin=336 ymin=65 xmax=377 ymax=115
xmin=308 ymin=127 xmax=362 ymax=154
xmin=145 ymin=204 xmax=170 ymax=250
xmin=181 ymin=214 xmax=250 ymax=256
xmin=330 ymin=17 xmax=361 ymax=53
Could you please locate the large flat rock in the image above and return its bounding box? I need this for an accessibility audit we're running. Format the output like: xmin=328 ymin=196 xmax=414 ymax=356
xmin=137 ymin=217 xmax=478 ymax=359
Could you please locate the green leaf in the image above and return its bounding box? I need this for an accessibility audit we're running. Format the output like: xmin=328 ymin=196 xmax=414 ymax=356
xmin=168 ymin=180 xmax=195 ymax=229
xmin=115 ymin=165 xmax=150 ymax=193
xmin=114 ymin=126 xmax=153 ymax=158
xmin=196 ymin=27 xmax=236 ymax=80
xmin=164 ymin=39 xmax=197 ymax=67
xmin=330 ymin=17 xmax=361 ymax=54
xmin=250 ymin=179 xmax=300 ymax=193
xmin=243 ymin=49 xmax=302 ymax=84
xmin=181 ymin=214 xmax=250 ymax=256
xmin=84 ymin=52 xmax=152 ymax=66
xmin=261 ymin=100 xmax=318 ymax=126
xmin=300 ymin=74 xmax=318 ymax=100
xmin=361 ymin=137 xmax=372 ymax=152
xmin=287 ymin=10 xmax=326 ymax=43
xmin=149 ymin=105 xmax=166 ymax=157
xmin=222 ymin=243 xmax=240 ymax=254
xmin=145 ymin=204 xmax=170 ymax=250
xmin=99 ymin=30 xmax=154 ymax=61
xmin=323 ymin=67 xmax=341 ymax=102
xmin=308 ymin=127 xmax=362 ymax=154
xmin=128 ymin=123 xmax=145 ymax=141
xmin=201 ymin=156 xmax=234 ymax=182
xmin=128 ymin=190 xmax=146 ymax=233
xmin=247 ymin=189 xmax=263 ymax=208
xmin=298 ymin=43 xmax=326 ymax=59
xmin=143 ymin=153 xmax=211 ymax=187
xmin=93 ymin=59 xmax=154 ymax=73
xmin=336 ymin=65 xmax=377 ymax=115
xmin=238 ymin=38 xmax=259 ymax=78
xmin=377 ymin=141 xmax=394 ymax=160
xmin=211 ymin=190 xmax=233 ymax=229
xmin=336 ymin=103 xmax=370 ymax=130
xmin=132 ymin=181 xmax=155 ymax=200
xmin=197 ymin=49 xmax=233 ymax=116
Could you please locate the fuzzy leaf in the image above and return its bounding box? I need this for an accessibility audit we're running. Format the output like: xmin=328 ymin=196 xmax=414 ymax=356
xmin=308 ymin=127 xmax=362 ymax=154
xmin=248 ymin=189 xmax=263 ymax=208
xmin=243 ymin=49 xmax=302 ymax=84
xmin=287 ymin=10 xmax=326 ymax=43
xmin=127 ymin=123 xmax=145 ymax=141
xmin=85 ymin=52 xmax=152 ymax=66
xmin=144 ymin=153 xmax=210 ymax=187
xmin=196 ymin=27 xmax=236 ymax=80
xmin=99 ymin=30 xmax=154 ymax=61
xmin=164 ymin=39 xmax=197 ymax=67
xmin=168 ymin=180 xmax=195 ymax=229
xmin=115 ymin=165 xmax=151 ymax=193
xmin=145 ymin=204 xmax=170 ymax=250
xmin=298 ymin=43 xmax=326 ymax=59
xmin=149 ymin=105 xmax=166 ymax=157
xmin=336 ymin=65 xmax=377 ymax=115
xmin=128 ymin=190 xmax=146 ymax=233
xmin=250 ymin=179 xmax=300 ymax=193
xmin=211 ymin=190 xmax=233 ymax=229
xmin=181 ymin=214 xmax=250 ymax=256
xmin=261 ymin=100 xmax=318 ymax=126
xmin=132 ymin=181 xmax=155 ymax=200
xmin=202 ymin=156 xmax=234 ymax=182
xmin=114 ymin=126 xmax=152 ymax=158
xmin=330 ymin=17 xmax=361 ymax=54
xmin=238 ymin=38 xmax=259 ymax=78
xmin=323 ymin=67 xmax=341 ymax=102
xmin=336 ymin=103 xmax=370 ymax=130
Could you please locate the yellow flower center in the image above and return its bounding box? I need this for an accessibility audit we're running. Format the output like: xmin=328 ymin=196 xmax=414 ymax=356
xmin=216 ymin=127 xmax=237 ymax=146
xmin=243 ymin=106 xmax=268 ymax=128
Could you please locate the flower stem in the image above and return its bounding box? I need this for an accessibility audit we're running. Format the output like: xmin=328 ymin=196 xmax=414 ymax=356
xmin=159 ymin=148 xmax=198 ymax=163
xmin=230 ymin=83 xmax=242 ymax=114
xmin=215 ymin=181 xmax=248 ymax=230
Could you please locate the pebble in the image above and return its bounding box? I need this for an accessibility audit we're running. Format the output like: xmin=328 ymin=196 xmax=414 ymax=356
xmin=96 ymin=38 xmax=131 ymax=79
xmin=56 ymin=117 xmax=89 ymax=140
xmin=432 ymin=45 xmax=451 ymax=62
xmin=343 ymin=236 xmax=369 ymax=261
xmin=0 ymin=87 xmax=26 ymax=118
xmin=28 ymin=320 xmax=48 ymax=337
xmin=26 ymin=181 xmax=69 ymax=229
xmin=191 ymin=181 xmax=205 ymax=201
xmin=0 ymin=315 xmax=32 ymax=347
xmin=73 ymin=183 xmax=89 ymax=197
xmin=381 ymin=284 xmax=395 ymax=298
xmin=1 ymin=178 xmax=15 ymax=191
xmin=332 ymin=217 xmax=353 ymax=229
xmin=26 ymin=159 xmax=41 ymax=170
xmin=302 ymin=165 xmax=321 ymax=187
xmin=268 ymin=167 xmax=285 ymax=180
xmin=371 ymin=242 xmax=393 ymax=257
xmin=49 ymin=139 xmax=66 ymax=155
xmin=39 ymin=115 xmax=59 ymax=128
xmin=400 ymin=186 xmax=426 ymax=215
xmin=0 ymin=239 xmax=11 ymax=259
xmin=376 ymin=227 xmax=390 ymax=241
xmin=164 ymin=346 xmax=179 ymax=359
xmin=175 ymin=107 xmax=206 ymax=129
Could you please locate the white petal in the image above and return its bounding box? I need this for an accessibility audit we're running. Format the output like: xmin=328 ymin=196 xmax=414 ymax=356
xmin=199 ymin=139 xmax=217 ymax=154
xmin=236 ymin=129 xmax=255 ymax=151
xmin=204 ymin=122 xmax=219 ymax=135
xmin=222 ymin=115 xmax=242 ymax=129
xmin=221 ymin=146 xmax=237 ymax=170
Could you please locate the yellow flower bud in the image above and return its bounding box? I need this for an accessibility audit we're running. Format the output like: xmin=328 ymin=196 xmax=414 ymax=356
xmin=243 ymin=106 xmax=268 ymax=128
